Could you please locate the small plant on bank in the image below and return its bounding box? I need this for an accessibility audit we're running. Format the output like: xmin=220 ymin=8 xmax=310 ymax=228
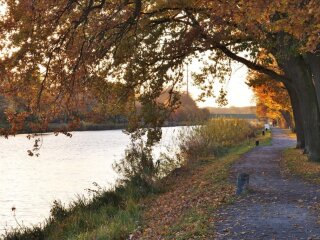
xmin=113 ymin=140 xmax=159 ymax=195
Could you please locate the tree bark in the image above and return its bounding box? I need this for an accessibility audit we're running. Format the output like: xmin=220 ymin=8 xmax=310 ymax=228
xmin=284 ymin=83 xmax=305 ymax=149
xmin=279 ymin=110 xmax=292 ymax=129
xmin=280 ymin=56 xmax=320 ymax=161
xmin=304 ymin=52 xmax=320 ymax=109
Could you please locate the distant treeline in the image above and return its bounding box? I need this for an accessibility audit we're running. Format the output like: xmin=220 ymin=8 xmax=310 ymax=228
xmin=166 ymin=93 xmax=210 ymax=123
xmin=0 ymin=92 xmax=210 ymax=132
xmin=210 ymin=114 xmax=257 ymax=119
xmin=206 ymin=106 xmax=256 ymax=115
xmin=0 ymin=92 xmax=259 ymax=133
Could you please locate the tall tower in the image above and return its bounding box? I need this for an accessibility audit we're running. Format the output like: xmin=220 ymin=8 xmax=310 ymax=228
xmin=186 ymin=63 xmax=189 ymax=95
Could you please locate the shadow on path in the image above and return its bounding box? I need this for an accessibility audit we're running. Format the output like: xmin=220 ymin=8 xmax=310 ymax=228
xmin=215 ymin=128 xmax=320 ymax=240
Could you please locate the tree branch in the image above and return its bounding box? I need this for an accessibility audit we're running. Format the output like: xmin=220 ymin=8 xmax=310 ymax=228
xmin=215 ymin=43 xmax=290 ymax=84
xmin=185 ymin=10 xmax=291 ymax=84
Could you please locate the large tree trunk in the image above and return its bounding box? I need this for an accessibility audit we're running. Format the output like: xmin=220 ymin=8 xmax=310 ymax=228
xmin=284 ymin=83 xmax=305 ymax=149
xmin=280 ymin=56 xmax=320 ymax=161
xmin=279 ymin=110 xmax=292 ymax=129
xmin=304 ymin=52 xmax=320 ymax=108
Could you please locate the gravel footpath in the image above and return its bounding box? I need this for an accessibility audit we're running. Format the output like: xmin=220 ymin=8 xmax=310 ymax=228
xmin=214 ymin=128 xmax=320 ymax=240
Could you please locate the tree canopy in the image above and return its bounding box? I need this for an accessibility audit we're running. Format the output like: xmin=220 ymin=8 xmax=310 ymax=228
xmin=247 ymin=70 xmax=293 ymax=128
xmin=0 ymin=0 xmax=320 ymax=159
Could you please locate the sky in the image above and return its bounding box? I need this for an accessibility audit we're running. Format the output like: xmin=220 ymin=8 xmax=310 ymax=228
xmin=185 ymin=61 xmax=255 ymax=108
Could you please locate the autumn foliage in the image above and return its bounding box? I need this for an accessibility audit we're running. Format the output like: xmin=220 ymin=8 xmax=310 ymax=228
xmin=158 ymin=92 xmax=210 ymax=123
xmin=247 ymin=71 xmax=294 ymax=129
xmin=0 ymin=0 xmax=320 ymax=156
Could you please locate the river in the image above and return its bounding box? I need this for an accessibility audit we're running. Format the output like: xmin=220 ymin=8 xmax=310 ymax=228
xmin=0 ymin=126 xmax=185 ymax=234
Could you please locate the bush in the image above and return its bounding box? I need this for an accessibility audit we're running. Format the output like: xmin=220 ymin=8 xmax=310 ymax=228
xmin=178 ymin=118 xmax=257 ymax=161
xmin=113 ymin=140 xmax=159 ymax=192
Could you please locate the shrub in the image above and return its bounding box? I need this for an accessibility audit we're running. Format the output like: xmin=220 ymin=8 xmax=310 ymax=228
xmin=178 ymin=118 xmax=256 ymax=161
xmin=113 ymin=140 xmax=159 ymax=193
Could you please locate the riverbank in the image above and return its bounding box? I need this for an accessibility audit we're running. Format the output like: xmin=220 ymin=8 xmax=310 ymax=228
xmin=133 ymin=129 xmax=270 ymax=239
xmin=3 ymin=119 xmax=267 ymax=239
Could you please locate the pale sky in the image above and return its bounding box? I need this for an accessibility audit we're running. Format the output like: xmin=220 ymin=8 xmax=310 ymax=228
xmin=185 ymin=61 xmax=255 ymax=108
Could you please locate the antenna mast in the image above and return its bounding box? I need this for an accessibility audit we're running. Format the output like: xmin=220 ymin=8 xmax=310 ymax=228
xmin=186 ymin=63 xmax=189 ymax=95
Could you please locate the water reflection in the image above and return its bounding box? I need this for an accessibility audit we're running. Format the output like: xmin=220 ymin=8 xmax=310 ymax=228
xmin=0 ymin=126 xmax=183 ymax=233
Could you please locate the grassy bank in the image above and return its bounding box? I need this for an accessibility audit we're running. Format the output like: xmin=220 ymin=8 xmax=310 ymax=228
xmin=282 ymin=148 xmax=320 ymax=184
xmin=3 ymin=119 xmax=268 ymax=240
xmin=4 ymin=182 xmax=150 ymax=240
xmin=135 ymin=121 xmax=270 ymax=239
xmin=136 ymin=144 xmax=254 ymax=239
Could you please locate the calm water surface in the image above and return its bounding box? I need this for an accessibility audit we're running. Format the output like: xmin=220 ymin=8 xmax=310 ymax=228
xmin=0 ymin=126 xmax=184 ymax=233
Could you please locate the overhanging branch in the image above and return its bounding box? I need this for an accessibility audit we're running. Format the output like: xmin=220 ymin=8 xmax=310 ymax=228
xmin=184 ymin=10 xmax=291 ymax=84
xmin=215 ymin=43 xmax=290 ymax=84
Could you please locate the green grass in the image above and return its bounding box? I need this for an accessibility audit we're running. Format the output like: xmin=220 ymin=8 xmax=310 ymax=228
xmin=71 ymin=200 xmax=140 ymax=240
xmin=282 ymin=148 xmax=320 ymax=184
xmin=168 ymin=208 xmax=211 ymax=239
xmin=258 ymin=129 xmax=272 ymax=146
xmin=3 ymin=183 xmax=152 ymax=240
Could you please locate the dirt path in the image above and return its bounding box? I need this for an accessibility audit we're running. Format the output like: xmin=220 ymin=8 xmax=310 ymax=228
xmin=215 ymin=128 xmax=320 ymax=240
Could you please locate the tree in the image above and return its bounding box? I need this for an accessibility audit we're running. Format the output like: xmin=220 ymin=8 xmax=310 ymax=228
xmin=0 ymin=0 xmax=319 ymax=160
xmin=158 ymin=91 xmax=210 ymax=123
xmin=247 ymin=71 xmax=294 ymax=129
